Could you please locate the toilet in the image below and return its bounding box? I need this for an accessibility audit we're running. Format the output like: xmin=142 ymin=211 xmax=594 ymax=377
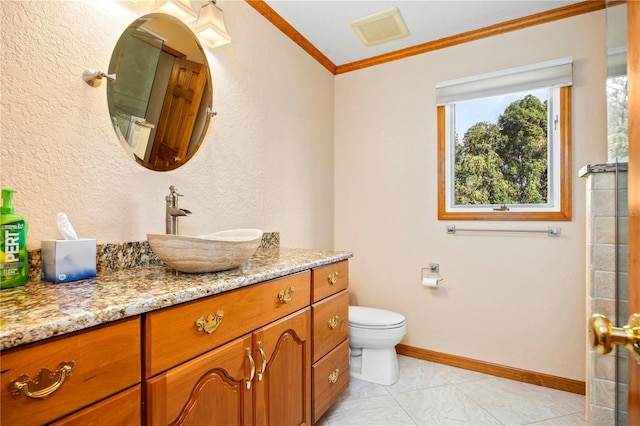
xmin=348 ymin=306 xmax=407 ymax=385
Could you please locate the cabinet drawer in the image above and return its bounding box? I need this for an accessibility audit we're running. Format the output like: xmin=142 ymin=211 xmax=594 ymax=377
xmin=51 ymin=385 xmax=141 ymax=426
xmin=1 ymin=318 xmax=141 ymax=426
xmin=146 ymin=271 xmax=310 ymax=377
xmin=312 ymin=261 xmax=349 ymax=303
xmin=312 ymin=339 xmax=350 ymax=424
xmin=312 ymin=290 xmax=349 ymax=363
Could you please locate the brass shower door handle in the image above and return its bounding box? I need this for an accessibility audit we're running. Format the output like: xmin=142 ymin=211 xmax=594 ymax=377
xmin=589 ymin=313 xmax=640 ymax=364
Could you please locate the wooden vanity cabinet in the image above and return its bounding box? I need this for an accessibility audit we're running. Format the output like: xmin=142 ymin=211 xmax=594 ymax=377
xmin=311 ymin=261 xmax=350 ymax=423
xmin=0 ymin=259 xmax=350 ymax=426
xmin=145 ymin=273 xmax=312 ymax=425
xmin=0 ymin=317 xmax=141 ymax=426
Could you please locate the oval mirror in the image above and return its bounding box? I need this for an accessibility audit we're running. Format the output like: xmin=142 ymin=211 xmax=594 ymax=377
xmin=107 ymin=13 xmax=212 ymax=171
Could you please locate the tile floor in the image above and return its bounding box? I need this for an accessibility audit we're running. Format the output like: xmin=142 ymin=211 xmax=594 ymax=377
xmin=317 ymin=355 xmax=585 ymax=426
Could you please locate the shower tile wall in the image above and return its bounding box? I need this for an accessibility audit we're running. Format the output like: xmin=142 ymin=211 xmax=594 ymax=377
xmin=583 ymin=165 xmax=628 ymax=425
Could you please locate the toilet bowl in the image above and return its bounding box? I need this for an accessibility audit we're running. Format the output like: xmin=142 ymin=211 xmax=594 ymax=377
xmin=348 ymin=306 xmax=406 ymax=385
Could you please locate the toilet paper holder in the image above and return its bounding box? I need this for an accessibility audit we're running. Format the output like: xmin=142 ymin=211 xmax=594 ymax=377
xmin=421 ymin=266 xmax=443 ymax=287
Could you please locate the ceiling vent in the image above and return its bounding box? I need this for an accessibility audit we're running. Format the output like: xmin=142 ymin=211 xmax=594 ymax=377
xmin=349 ymin=7 xmax=409 ymax=47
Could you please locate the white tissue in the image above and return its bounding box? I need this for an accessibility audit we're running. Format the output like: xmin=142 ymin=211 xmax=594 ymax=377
xmin=57 ymin=213 xmax=79 ymax=240
xmin=422 ymin=277 xmax=440 ymax=288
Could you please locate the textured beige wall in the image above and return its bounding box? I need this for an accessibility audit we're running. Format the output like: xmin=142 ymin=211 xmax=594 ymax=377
xmin=1 ymin=0 xmax=609 ymax=382
xmin=334 ymin=12 xmax=608 ymax=381
xmin=0 ymin=0 xmax=335 ymax=249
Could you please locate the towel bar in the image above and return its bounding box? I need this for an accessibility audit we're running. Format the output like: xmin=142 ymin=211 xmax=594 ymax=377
xmin=446 ymin=225 xmax=561 ymax=237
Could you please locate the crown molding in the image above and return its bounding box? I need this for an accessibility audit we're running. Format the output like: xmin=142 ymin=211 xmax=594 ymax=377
xmin=246 ymin=0 xmax=609 ymax=75
xmin=245 ymin=0 xmax=337 ymax=74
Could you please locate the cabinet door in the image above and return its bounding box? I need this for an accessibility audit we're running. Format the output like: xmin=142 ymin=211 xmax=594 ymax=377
xmin=146 ymin=335 xmax=253 ymax=426
xmin=254 ymin=308 xmax=311 ymax=426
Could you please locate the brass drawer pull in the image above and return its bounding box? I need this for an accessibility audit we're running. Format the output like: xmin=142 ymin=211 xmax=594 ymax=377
xmin=278 ymin=287 xmax=295 ymax=304
xmin=257 ymin=341 xmax=267 ymax=381
xmin=9 ymin=361 xmax=76 ymax=399
xmin=246 ymin=348 xmax=255 ymax=390
xmin=328 ymin=368 xmax=339 ymax=384
xmin=327 ymin=272 xmax=339 ymax=285
xmin=328 ymin=315 xmax=339 ymax=330
xmin=195 ymin=311 xmax=224 ymax=334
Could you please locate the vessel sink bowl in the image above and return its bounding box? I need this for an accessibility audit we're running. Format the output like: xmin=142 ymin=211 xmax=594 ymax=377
xmin=147 ymin=229 xmax=263 ymax=273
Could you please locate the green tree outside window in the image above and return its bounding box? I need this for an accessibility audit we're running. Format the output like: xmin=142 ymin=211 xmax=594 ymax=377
xmin=454 ymin=95 xmax=549 ymax=206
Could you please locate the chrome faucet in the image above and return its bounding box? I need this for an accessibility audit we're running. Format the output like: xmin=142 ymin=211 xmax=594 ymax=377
xmin=166 ymin=185 xmax=191 ymax=235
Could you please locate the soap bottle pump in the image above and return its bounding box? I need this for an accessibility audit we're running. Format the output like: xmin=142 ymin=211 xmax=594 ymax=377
xmin=1 ymin=189 xmax=29 ymax=288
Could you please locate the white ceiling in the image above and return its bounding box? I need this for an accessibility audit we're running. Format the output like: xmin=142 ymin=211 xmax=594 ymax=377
xmin=262 ymin=1 xmax=584 ymax=66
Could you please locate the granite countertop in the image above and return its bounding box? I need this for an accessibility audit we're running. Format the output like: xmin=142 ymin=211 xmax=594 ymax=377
xmin=0 ymin=247 xmax=353 ymax=351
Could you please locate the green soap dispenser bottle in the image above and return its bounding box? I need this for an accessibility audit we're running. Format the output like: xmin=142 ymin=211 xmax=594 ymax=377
xmin=1 ymin=189 xmax=29 ymax=288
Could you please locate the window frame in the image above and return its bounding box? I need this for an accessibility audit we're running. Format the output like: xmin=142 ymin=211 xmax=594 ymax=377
xmin=437 ymin=86 xmax=572 ymax=221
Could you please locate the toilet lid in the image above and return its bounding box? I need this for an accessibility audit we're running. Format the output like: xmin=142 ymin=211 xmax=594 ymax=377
xmin=349 ymin=306 xmax=405 ymax=328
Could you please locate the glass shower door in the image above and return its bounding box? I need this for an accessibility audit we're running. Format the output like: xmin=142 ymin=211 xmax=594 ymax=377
xmin=607 ymin=1 xmax=629 ymax=424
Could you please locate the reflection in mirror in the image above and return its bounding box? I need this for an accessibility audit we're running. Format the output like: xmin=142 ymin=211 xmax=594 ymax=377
xmin=107 ymin=13 xmax=212 ymax=171
xmin=606 ymin=2 xmax=628 ymax=163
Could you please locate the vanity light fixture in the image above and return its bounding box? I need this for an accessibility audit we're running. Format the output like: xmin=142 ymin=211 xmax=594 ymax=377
xmin=190 ymin=0 xmax=231 ymax=49
xmin=151 ymin=0 xmax=198 ymax=23
xmin=126 ymin=0 xmax=231 ymax=50
xmin=82 ymin=69 xmax=116 ymax=87
xmin=151 ymin=0 xmax=198 ymax=22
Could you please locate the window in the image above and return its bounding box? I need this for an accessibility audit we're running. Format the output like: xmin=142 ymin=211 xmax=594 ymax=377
xmin=436 ymin=59 xmax=572 ymax=221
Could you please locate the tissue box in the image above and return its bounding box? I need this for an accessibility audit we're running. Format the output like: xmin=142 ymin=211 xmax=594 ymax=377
xmin=41 ymin=239 xmax=97 ymax=283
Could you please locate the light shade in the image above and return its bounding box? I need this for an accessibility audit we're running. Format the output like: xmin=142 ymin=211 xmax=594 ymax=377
xmin=151 ymin=1 xmax=198 ymax=23
xmin=193 ymin=2 xmax=231 ymax=49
